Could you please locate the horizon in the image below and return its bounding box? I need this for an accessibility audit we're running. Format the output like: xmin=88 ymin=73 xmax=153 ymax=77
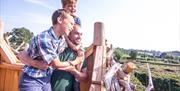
xmin=0 ymin=0 xmax=180 ymax=52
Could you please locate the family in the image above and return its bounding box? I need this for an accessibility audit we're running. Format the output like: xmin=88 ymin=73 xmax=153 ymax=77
xmin=17 ymin=0 xmax=88 ymax=91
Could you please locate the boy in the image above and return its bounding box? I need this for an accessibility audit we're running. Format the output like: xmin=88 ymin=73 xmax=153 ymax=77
xmin=18 ymin=9 xmax=82 ymax=91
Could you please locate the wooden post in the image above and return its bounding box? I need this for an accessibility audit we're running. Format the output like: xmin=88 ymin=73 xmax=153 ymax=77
xmin=89 ymin=22 xmax=106 ymax=91
xmin=93 ymin=22 xmax=105 ymax=46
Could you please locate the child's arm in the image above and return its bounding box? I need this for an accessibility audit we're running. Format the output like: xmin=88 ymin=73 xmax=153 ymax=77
xmin=64 ymin=35 xmax=81 ymax=51
xmin=17 ymin=51 xmax=49 ymax=70
xmin=50 ymin=55 xmax=83 ymax=68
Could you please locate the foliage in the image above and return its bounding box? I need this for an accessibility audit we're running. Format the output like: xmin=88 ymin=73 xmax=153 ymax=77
xmin=134 ymin=64 xmax=180 ymax=91
xmin=129 ymin=50 xmax=138 ymax=59
xmin=113 ymin=47 xmax=123 ymax=61
xmin=131 ymin=74 xmax=146 ymax=91
xmin=9 ymin=27 xmax=34 ymax=50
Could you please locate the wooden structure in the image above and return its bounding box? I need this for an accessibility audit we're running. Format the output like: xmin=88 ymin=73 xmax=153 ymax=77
xmin=0 ymin=21 xmax=24 ymax=91
xmin=0 ymin=21 xmax=108 ymax=91
xmin=80 ymin=22 xmax=107 ymax=91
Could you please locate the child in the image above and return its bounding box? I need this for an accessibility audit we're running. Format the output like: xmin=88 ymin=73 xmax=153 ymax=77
xmin=18 ymin=9 xmax=82 ymax=91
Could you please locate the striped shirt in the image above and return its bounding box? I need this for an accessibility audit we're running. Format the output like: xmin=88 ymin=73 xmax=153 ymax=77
xmin=23 ymin=27 xmax=67 ymax=78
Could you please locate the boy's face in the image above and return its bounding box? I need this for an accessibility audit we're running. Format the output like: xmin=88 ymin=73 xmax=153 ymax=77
xmin=64 ymin=3 xmax=77 ymax=15
xmin=69 ymin=25 xmax=82 ymax=45
xmin=61 ymin=14 xmax=74 ymax=36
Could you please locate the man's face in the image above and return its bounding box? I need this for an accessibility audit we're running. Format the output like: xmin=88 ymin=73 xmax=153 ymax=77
xmin=69 ymin=25 xmax=82 ymax=45
xmin=64 ymin=3 xmax=77 ymax=15
xmin=61 ymin=14 xmax=74 ymax=36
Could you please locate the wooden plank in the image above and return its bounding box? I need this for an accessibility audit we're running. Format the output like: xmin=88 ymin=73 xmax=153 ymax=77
xmin=80 ymin=54 xmax=94 ymax=91
xmin=89 ymin=46 xmax=103 ymax=91
xmin=4 ymin=69 xmax=12 ymax=91
xmin=0 ymin=39 xmax=19 ymax=64
xmin=0 ymin=68 xmax=6 ymax=91
xmin=0 ymin=62 xmax=23 ymax=71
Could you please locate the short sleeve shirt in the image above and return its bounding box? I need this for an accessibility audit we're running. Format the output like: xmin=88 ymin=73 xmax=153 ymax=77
xmin=23 ymin=27 xmax=67 ymax=78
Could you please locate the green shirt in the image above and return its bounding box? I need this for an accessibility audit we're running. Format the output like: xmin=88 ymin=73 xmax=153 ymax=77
xmin=50 ymin=47 xmax=87 ymax=91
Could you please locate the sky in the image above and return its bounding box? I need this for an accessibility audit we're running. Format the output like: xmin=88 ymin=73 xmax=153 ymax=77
xmin=0 ymin=0 xmax=180 ymax=52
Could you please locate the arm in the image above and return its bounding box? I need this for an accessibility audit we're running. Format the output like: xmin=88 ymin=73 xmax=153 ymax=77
xmin=64 ymin=35 xmax=81 ymax=51
xmin=17 ymin=51 xmax=49 ymax=70
xmin=50 ymin=55 xmax=83 ymax=68
xmin=69 ymin=67 xmax=88 ymax=81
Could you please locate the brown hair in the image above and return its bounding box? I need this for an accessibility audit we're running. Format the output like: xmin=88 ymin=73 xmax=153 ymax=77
xmin=51 ymin=9 xmax=69 ymax=25
xmin=61 ymin=0 xmax=77 ymax=8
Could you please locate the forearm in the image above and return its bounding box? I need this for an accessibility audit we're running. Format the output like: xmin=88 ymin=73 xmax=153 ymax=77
xmin=65 ymin=36 xmax=80 ymax=51
xmin=51 ymin=58 xmax=72 ymax=68
xmin=70 ymin=56 xmax=83 ymax=66
xmin=72 ymin=69 xmax=88 ymax=81
xmin=56 ymin=65 xmax=74 ymax=71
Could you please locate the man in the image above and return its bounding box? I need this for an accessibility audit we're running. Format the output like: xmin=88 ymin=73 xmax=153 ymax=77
xmin=17 ymin=9 xmax=82 ymax=91
xmin=51 ymin=23 xmax=88 ymax=91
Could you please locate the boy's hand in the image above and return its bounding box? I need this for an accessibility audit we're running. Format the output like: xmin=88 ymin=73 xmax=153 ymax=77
xmin=77 ymin=49 xmax=84 ymax=57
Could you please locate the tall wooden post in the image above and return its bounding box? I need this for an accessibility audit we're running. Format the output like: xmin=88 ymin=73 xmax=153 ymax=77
xmin=89 ymin=22 xmax=106 ymax=91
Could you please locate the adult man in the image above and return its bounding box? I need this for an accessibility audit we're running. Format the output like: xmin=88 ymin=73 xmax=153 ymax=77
xmin=18 ymin=9 xmax=82 ymax=91
xmin=51 ymin=23 xmax=88 ymax=91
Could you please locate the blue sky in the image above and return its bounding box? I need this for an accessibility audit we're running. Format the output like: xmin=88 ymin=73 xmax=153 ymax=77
xmin=0 ymin=0 xmax=180 ymax=52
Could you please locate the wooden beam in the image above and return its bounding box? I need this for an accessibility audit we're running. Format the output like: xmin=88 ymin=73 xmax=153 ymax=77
xmin=89 ymin=46 xmax=103 ymax=91
xmin=0 ymin=39 xmax=19 ymax=64
xmin=0 ymin=20 xmax=21 ymax=64
xmin=85 ymin=44 xmax=94 ymax=59
xmin=0 ymin=62 xmax=24 ymax=71
xmin=93 ymin=22 xmax=105 ymax=46
xmin=89 ymin=22 xmax=106 ymax=91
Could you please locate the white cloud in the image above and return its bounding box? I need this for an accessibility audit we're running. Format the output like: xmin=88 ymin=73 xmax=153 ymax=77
xmin=23 ymin=0 xmax=55 ymax=10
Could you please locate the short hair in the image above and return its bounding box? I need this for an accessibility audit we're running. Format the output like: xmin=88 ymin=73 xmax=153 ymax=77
xmin=61 ymin=0 xmax=77 ymax=8
xmin=51 ymin=9 xmax=69 ymax=25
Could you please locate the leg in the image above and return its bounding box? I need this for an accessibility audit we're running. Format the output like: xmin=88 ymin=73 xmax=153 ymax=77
xmin=19 ymin=73 xmax=43 ymax=91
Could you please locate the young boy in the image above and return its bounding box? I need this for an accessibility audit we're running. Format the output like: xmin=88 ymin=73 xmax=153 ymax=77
xmin=18 ymin=9 xmax=82 ymax=91
xmin=61 ymin=0 xmax=83 ymax=54
xmin=61 ymin=0 xmax=81 ymax=26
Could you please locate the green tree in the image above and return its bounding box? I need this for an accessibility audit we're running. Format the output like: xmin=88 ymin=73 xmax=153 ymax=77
xmin=113 ymin=47 xmax=123 ymax=62
xmin=9 ymin=27 xmax=34 ymax=50
xmin=129 ymin=50 xmax=138 ymax=59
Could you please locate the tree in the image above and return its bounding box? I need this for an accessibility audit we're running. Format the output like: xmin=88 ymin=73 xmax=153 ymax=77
xmin=113 ymin=47 xmax=123 ymax=62
xmin=129 ymin=50 xmax=138 ymax=59
xmin=8 ymin=27 xmax=34 ymax=51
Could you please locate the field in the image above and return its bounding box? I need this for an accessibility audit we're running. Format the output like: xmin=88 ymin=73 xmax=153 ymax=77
xmin=129 ymin=61 xmax=180 ymax=91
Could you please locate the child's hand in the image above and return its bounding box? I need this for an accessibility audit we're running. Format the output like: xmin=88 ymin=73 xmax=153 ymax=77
xmin=77 ymin=49 xmax=84 ymax=57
